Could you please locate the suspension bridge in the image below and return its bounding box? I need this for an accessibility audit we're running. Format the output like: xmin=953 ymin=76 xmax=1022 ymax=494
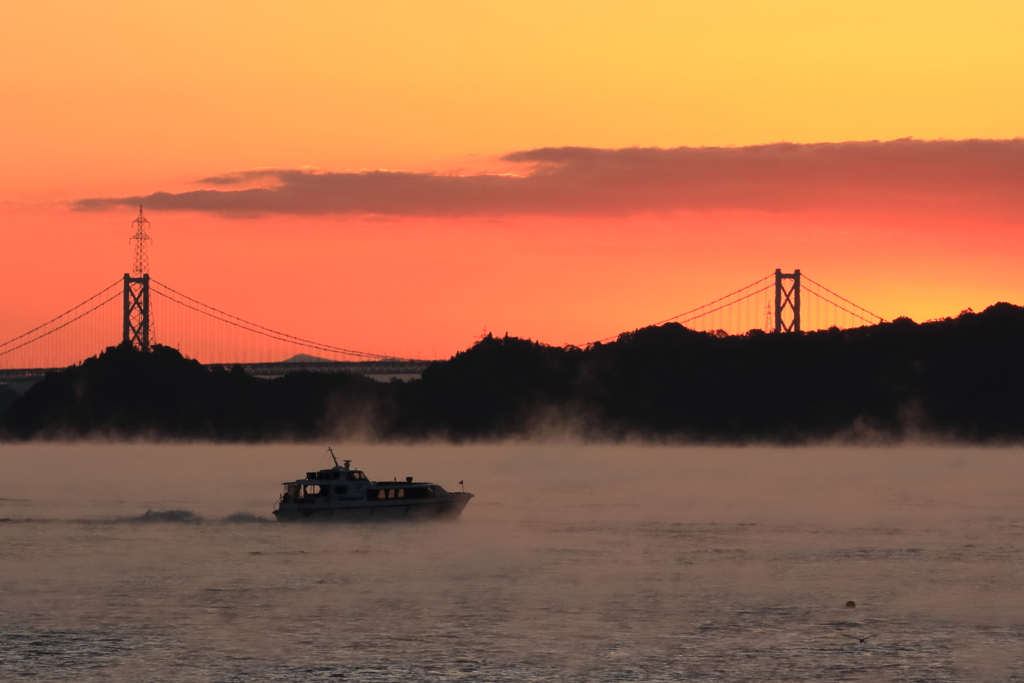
xmin=0 ymin=209 xmax=885 ymax=385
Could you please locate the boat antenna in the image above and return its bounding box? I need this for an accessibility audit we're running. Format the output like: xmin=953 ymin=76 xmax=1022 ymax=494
xmin=327 ymin=447 xmax=340 ymax=468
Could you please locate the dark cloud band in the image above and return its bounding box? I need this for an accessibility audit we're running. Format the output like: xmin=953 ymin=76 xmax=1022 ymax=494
xmin=73 ymin=139 xmax=1024 ymax=218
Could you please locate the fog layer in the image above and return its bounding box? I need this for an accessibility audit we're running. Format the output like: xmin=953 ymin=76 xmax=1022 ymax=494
xmin=1 ymin=443 xmax=1023 ymax=681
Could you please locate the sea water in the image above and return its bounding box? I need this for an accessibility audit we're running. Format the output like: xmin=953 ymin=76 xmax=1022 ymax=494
xmin=1 ymin=443 xmax=1023 ymax=682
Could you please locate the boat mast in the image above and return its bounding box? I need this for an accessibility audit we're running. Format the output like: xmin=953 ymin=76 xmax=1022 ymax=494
xmin=328 ymin=447 xmax=340 ymax=468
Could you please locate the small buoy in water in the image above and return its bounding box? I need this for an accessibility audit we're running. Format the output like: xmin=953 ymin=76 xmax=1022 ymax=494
xmin=845 ymin=601 xmax=856 ymax=608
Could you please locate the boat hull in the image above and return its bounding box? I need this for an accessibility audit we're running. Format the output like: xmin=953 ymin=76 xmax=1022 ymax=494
xmin=273 ymin=492 xmax=473 ymax=521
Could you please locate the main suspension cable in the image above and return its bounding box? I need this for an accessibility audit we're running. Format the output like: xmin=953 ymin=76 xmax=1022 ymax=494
xmin=587 ymin=273 xmax=774 ymax=344
xmin=0 ymin=291 xmax=121 ymax=358
xmin=801 ymin=287 xmax=879 ymax=327
xmin=801 ymin=275 xmax=885 ymax=322
xmin=150 ymin=286 xmax=406 ymax=361
xmin=0 ymin=280 xmax=121 ymax=350
xmin=677 ymin=283 xmax=774 ymax=326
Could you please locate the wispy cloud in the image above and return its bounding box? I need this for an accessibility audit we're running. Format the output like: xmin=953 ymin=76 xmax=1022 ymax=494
xmin=73 ymin=139 xmax=1024 ymax=219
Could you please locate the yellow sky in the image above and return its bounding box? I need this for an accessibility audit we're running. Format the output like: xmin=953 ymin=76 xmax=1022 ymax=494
xmin=2 ymin=1 xmax=1022 ymax=199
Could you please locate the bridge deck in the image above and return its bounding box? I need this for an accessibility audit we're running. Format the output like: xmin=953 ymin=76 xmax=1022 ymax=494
xmin=0 ymin=360 xmax=433 ymax=385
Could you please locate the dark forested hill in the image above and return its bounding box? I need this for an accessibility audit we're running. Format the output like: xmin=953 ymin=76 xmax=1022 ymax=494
xmin=0 ymin=344 xmax=391 ymax=440
xmin=3 ymin=303 xmax=1024 ymax=442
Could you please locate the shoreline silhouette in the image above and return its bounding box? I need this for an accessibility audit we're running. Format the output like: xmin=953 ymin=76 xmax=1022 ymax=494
xmin=2 ymin=302 xmax=1022 ymax=443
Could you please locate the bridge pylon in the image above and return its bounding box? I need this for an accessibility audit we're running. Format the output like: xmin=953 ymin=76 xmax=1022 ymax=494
xmin=123 ymin=206 xmax=153 ymax=351
xmin=774 ymin=268 xmax=801 ymax=333
xmin=123 ymin=274 xmax=150 ymax=351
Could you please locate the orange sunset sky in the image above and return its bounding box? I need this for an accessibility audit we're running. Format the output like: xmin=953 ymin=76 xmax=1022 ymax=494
xmin=2 ymin=1 xmax=1023 ymax=361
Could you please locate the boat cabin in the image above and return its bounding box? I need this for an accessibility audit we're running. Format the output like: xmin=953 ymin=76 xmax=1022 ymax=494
xmin=278 ymin=459 xmax=446 ymax=506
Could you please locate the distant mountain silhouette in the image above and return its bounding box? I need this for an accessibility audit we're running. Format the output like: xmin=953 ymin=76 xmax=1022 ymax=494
xmin=3 ymin=303 xmax=1024 ymax=442
xmin=278 ymin=353 xmax=334 ymax=363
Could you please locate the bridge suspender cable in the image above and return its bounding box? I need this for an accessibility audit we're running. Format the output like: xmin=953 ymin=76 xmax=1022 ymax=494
xmin=0 ymin=271 xmax=886 ymax=368
xmin=149 ymin=289 xmax=396 ymax=362
xmin=149 ymin=279 xmax=408 ymax=362
xmin=801 ymin=288 xmax=882 ymax=327
xmin=588 ymin=274 xmax=775 ymax=345
xmin=0 ymin=280 xmax=122 ymax=357
xmin=585 ymin=271 xmax=885 ymax=346
xmin=800 ymin=274 xmax=885 ymax=325
xmin=0 ymin=292 xmax=121 ymax=359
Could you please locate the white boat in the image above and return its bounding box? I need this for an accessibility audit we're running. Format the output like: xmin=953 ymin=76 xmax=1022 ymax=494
xmin=272 ymin=449 xmax=473 ymax=521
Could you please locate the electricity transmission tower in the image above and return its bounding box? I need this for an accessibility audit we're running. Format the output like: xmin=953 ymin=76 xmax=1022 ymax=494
xmin=123 ymin=206 xmax=152 ymax=351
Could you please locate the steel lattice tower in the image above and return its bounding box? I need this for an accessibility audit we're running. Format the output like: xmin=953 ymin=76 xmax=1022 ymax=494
xmin=123 ymin=206 xmax=152 ymax=351
xmin=774 ymin=268 xmax=801 ymax=333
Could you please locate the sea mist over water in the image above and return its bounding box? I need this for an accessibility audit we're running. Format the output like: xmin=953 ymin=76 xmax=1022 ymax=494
xmin=2 ymin=443 xmax=1023 ymax=681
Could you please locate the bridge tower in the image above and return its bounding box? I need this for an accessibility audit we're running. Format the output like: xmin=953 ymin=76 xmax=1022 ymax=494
xmin=123 ymin=206 xmax=152 ymax=351
xmin=774 ymin=268 xmax=801 ymax=333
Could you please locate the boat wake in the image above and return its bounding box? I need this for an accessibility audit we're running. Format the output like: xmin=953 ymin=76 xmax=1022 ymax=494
xmin=223 ymin=512 xmax=272 ymax=523
xmin=126 ymin=509 xmax=203 ymax=523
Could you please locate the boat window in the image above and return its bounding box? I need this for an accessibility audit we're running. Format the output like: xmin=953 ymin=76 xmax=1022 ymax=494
xmin=370 ymin=487 xmax=422 ymax=501
xmin=346 ymin=471 xmax=367 ymax=481
xmin=282 ymin=484 xmax=301 ymax=504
